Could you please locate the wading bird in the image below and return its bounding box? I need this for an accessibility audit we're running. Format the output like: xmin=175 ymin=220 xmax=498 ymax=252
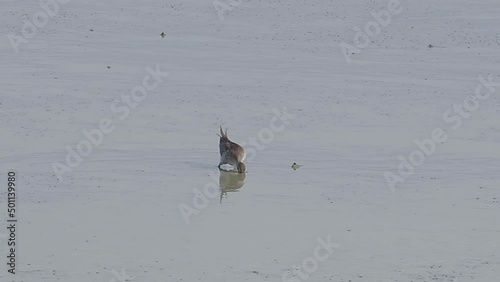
xmin=218 ymin=126 xmax=246 ymax=173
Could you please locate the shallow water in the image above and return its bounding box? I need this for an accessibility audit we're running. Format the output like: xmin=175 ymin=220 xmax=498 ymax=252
xmin=2 ymin=0 xmax=500 ymax=281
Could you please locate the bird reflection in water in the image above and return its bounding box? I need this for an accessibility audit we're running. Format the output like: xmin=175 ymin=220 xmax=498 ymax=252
xmin=219 ymin=170 xmax=246 ymax=203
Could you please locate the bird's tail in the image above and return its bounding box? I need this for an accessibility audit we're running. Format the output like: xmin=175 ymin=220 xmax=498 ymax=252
xmin=217 ymin=126 xmax=229 ymax=140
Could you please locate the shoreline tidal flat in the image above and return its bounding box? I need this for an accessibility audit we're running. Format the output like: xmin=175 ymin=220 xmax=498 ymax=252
xmin=1 ymin=0 xmax=499 ymax=281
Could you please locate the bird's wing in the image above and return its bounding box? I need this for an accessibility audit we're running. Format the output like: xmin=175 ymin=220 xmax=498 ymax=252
xmin=219 ymin=138 xmax=234 ymax=156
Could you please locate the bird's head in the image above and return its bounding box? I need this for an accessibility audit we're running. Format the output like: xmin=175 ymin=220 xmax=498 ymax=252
xmin=237 ymin=162 xmax=246 ymax=173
